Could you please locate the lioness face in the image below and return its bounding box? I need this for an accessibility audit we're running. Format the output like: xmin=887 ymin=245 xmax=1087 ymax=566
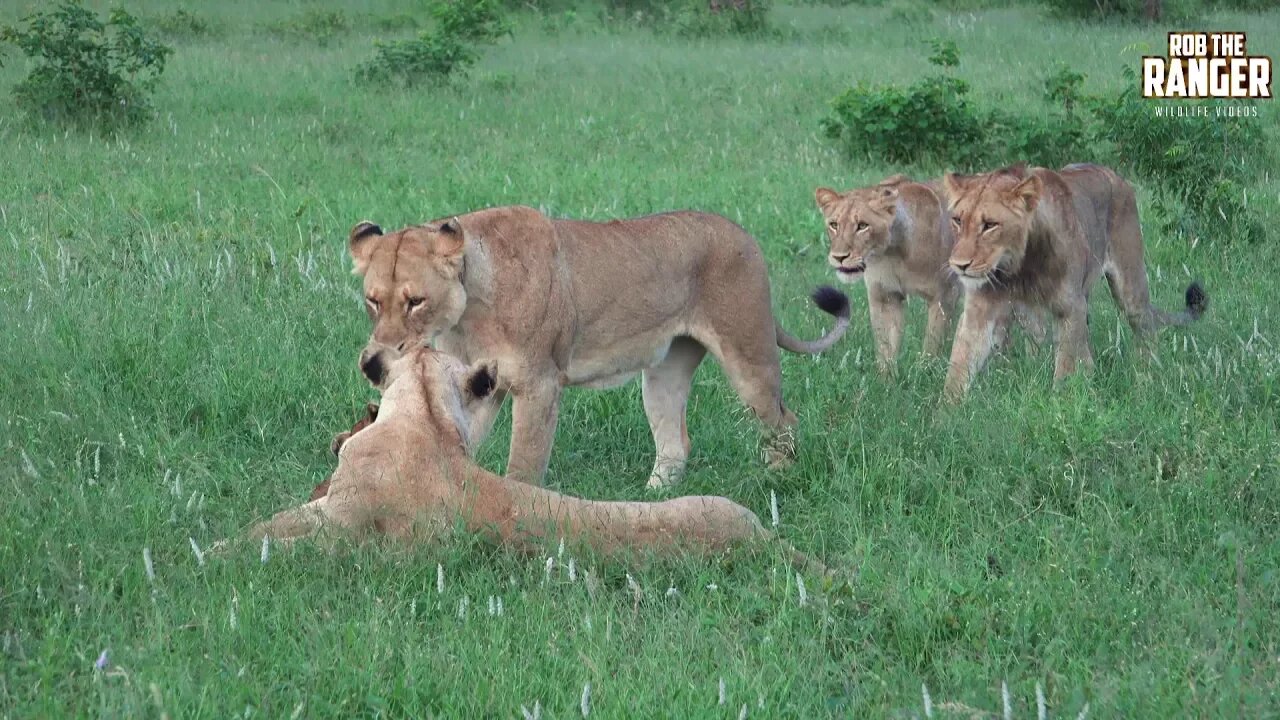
xmin=815 ymin=184 xmax=899 ymax=284
xmin=383 ymin=347 xmax=499 ymax=453
xmin=944 ymin=169 xmax=1043 ymax=290
xmin=347 ymin=220 xmax=468 ymax=385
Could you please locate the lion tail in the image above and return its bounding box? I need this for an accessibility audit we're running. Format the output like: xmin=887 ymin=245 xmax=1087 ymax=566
xmin=1151 ymin=280 xmax=1208 ymax=327
xmin=775 ymin=286 xmax=851 ymax=355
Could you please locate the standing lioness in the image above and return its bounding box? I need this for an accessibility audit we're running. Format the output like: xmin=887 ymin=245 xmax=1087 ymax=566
xmin=942 ymin=163 xmax=1207 ymax=398
xmin=815 ymin=176 xmax=960 ymax=373
xmin=349 ymin=206 xmax=850 ymax=487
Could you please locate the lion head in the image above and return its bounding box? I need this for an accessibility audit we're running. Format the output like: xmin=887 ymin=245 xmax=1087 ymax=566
xmin=347 ymin=219 xmax=469 ymax=385
xmin=943 ymin=164 xmax=1043 ymax=289
xmin=378 ymin=347 xmax=500 ymax=455
xmin=814 ymin=177 xmax=905 ymax=283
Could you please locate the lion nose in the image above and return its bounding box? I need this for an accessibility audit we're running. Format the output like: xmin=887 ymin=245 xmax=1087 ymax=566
xmin=951 ymin=259 xmax=972 ymax=272
xmin=360 ymin=352 xmax=386 ymax=385
xmin=830 ymin=252 xmax=850 ymax=262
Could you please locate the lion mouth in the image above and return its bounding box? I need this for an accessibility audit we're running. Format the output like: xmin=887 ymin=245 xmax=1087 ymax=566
xmin=835 ymin=261 xmax=867 ymax=281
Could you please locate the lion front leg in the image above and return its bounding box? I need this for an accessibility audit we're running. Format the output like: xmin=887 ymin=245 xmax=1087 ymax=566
xmin=943 ymin=293 xmax=999 ymax=401
xmin=1052 ymin=303 xmax=1093 ymax=382
xmin=867 ymin=283 xmax=905 ymax=375
xmin=505 ymin=381 xmax=561 ymax=485
xmin=922 ymin=295 xmax=953 ymax=359
xmin=247 ymin=497 xmax=333 ymax=545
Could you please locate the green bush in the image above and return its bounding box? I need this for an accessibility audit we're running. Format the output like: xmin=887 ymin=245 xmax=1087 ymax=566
xmin=1092 ymin=70 xmax=1266 ymax=242
xmin=148 ymin=9 xmax=220 ymax=40
xmin=1041 ymin=0 xmax=1199 ymax=21
xmin=672 ymin=0 xmax=772 ymax=38
xmin=264 ymin=10 xmax=352 ymax=45
xmin=356 ymin=0 xmax=510 ymax=86
xmin=820 ymin=44 xmax=1264 ymax=243
xmin=597 ymin=0 xmax=772 ymax=37
xmin=0 ymin=1 xmax=172 ymax=127
xmin=822 ymin=74 xmax=987 ymax=166
xmin=821 ymin=40 xmax=990 ymax=167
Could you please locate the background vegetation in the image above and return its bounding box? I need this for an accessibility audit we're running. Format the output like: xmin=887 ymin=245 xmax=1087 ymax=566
xmin=1 ymin=0 xmax=1277 ymax=717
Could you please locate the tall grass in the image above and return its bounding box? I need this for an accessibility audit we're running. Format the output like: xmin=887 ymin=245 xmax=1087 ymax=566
xmin=1 ymin=2 xmax=1277 ymax=716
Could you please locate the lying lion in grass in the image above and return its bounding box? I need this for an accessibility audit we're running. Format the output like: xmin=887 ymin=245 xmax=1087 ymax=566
xmin=234 ymin=347 xmax=793 ymax=563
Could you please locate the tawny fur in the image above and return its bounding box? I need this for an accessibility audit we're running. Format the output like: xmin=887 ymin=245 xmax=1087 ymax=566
xmin=348 ymin=207 xmax=851 ymax=488
xmin=815 ymin=176 xmax=1048 ymax=374
xmin=941 ymin=163 xmax=1206 ymax=399
xmin=233 ymin=348 xmax=791 ymax=563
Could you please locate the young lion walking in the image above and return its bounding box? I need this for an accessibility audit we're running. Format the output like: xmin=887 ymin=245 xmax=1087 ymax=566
xmin=942 ymin=163 xmax=1207 ymax=399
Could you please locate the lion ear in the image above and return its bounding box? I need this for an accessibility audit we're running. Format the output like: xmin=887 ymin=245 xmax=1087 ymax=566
xmin=349 ymin=221 xmax=383 ymax=275
xmin=431 ymin=217 xmax=466 ymax=259
xmin=462 ymin=360 xmax=498 ymax=401
xmin=1010 ymin=174 xmax=1043 ymax=213
xmin=814 ymin=187 xmax=841 ymax=212
xmin=942 ymin=172 xmax=968 ymax=200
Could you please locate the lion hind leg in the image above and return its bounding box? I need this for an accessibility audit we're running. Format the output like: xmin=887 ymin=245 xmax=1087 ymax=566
xmin=706 ymin=337 xmax=797 ymax=470
xmin=642 ymin=337 xmax=707 ymax=489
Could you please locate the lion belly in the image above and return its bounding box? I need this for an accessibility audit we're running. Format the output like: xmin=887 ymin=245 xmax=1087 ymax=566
xmin=564 ymin=336 xmax=676 ymax=389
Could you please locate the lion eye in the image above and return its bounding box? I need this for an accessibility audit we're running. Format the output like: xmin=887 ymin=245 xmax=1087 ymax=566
xmin=856 ymin=221 xmax=869 ymax=232
xmin=406 ymin=296 xmax=426 ymax=311
xmin=950 ymin=216 xmax=962 ymax=227
xmin=827 ymin=220 xmax=838 ymax=230
xmin=981 ymin=220 xmax=999 ymax=232
xmin=365 ymin=296 xmax=380 ymax=313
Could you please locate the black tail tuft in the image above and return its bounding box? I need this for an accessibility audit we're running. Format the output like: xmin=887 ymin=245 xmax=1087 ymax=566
xmin=1185 ymin=281 xmax=1208 ymax=320
xmin=811 ymin=285 xmax=851 ymax=319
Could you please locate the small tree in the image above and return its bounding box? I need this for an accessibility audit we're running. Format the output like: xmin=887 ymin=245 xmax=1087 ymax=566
xmin=0 ymin=1 xmax=172 ymax=126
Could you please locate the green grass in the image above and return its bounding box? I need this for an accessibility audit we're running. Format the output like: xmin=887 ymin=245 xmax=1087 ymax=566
xmin=2 ymin=2 xmax=1279 ymax=717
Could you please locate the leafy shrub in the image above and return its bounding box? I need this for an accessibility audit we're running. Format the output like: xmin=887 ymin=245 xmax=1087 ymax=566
xmin=597 ymin=0 xmax=772 ymax=37
xmin=821 ymin=40 xmax=987 ymax=166
xmin=148 ymin=9 xmax=219 ymax=40
xmin=1092 ymin=70 xmax=1266 ymax=242
xmin=0 ymin=1 xmax=173 ymax=126
xmin=264 ymin=10 xmax=351 ymax=45
xmin=356 ymin=0 xmax=510 ymax=86
xmin=672 ymin=0 xmax=772 ymax=38
xmin=822 ymin=43 xmax=1265 ymax=243
xmin=1041 ymin=0 xmax=1199 ymax=21
xmin=823 ymin=75 xmax=987 ymax=166
xmin=887 ymin=1 xmax=935 ymax=27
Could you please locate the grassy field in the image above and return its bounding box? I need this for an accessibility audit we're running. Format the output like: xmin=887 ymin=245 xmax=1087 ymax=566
xmin=2 ymin=1 xmax=1279 ymax=716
